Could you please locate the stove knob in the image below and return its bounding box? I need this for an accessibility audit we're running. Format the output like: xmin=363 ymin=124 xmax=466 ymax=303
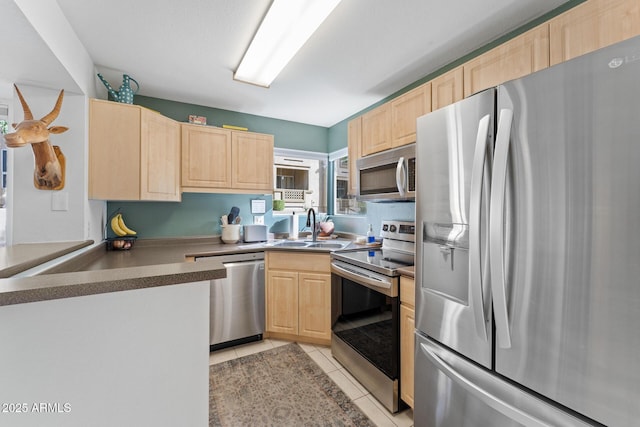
xmin=382 ymin=224 xmax=389 ymax=231
xmin=390 ymin=225 xmax=397 ymax=232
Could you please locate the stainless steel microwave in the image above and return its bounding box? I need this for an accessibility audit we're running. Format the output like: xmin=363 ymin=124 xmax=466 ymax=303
xmin=357 ymin=143 xmax=416 ymax=201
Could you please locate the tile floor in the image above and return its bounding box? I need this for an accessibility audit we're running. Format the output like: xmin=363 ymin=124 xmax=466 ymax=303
xmin=209 ymin=338 xmax=414 ymax=427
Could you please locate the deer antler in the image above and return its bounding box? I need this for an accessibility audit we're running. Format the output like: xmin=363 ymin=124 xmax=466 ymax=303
xmin=14 ymin=84 xmax=33 ymax=121
xmin=40 ymin=89 xmax=65 ymax=125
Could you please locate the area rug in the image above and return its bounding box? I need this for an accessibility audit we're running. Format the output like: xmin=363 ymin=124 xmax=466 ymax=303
xmin=209 ymin=343 xmax=374 ymax=426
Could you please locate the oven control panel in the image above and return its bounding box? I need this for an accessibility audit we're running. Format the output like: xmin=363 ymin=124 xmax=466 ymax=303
xmin=380 ymin=220 xmax=415 ymax=242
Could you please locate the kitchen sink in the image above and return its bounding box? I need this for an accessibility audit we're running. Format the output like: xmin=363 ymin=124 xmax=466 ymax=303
xmin=306 ymin=243 xmax=345 ymax=249
xmin=273 ymin=241 xmax=309 ymax=247
xmin=270 ymin=240 xmax=351 ymax=251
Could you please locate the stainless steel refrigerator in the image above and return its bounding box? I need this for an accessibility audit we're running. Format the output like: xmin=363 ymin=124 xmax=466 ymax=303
xmin=414 ymin=35 xmax=640 ymax=427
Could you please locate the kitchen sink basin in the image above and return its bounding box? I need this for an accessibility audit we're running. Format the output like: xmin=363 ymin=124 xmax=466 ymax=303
xmin=270 ymin=240 xmax=351 ymax=251
xmin=306 ymin=243 xmax=345 ymax=249
xmin=273 ymin=241 xmax=309 ymax=247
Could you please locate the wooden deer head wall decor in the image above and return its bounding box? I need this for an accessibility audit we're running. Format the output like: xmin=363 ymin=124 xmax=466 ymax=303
xmin=3 ymin=85 xmax=69 ymax=190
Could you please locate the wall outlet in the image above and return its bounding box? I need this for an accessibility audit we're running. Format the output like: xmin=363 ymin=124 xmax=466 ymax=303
xmin=51 ymin=192 xmax=69 ymax=211
xmin=253 ymin=215 xmax=264 ymax=225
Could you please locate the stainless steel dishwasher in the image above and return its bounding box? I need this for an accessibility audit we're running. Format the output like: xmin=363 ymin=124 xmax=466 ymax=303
xmin=195 ymin=251 xmax=264 ymax=350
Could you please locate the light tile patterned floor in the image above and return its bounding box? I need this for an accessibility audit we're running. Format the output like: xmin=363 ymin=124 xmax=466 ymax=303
xmin=210 ymin=339 xmax=414 ymax=427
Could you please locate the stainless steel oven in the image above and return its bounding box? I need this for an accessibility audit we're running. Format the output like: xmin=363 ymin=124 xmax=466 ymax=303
xmin=330 ymin=220 xmax=415 ymax=413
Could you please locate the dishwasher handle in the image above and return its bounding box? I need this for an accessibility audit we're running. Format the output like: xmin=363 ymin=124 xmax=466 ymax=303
xmin=223 ymin=260 xmax=265 ymax=269
xmin=194 ymin=252 xmax=264 ymax=264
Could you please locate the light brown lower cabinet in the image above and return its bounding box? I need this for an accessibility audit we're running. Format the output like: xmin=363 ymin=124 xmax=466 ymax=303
xmin=265 ymin=251 xmax=331 ymax=345
xmin=400 ymin=275 xmax=415 ymax=408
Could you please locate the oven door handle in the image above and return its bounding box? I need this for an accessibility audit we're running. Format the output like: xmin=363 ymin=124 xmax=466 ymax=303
xmin=331 ymin=262 xmax=396 ymax=297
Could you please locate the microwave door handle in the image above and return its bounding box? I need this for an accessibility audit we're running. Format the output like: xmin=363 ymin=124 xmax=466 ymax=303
xmin=396 ymin=157 xmax=406 ymax=197
xmin=490 ymin=108 xmax=513 ymax=349
xmin=469 ymin=114 xmax=491 ymax=342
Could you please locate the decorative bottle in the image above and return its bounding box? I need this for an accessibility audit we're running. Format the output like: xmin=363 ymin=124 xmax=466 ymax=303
xmin=367 ymin=224 xmax=375 ymax=244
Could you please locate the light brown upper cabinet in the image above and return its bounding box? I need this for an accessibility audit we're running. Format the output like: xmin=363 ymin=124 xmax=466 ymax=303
xmin=181 ymin=124 xmax=232 ymax=189
xmin=463 ymin=25 xmax=550 ymax=98
xmin=89 ymin=99 xmax=181 ymax=201
xmin=181 ymin=124 xmax=274 ymax=194
xmin=231 ymin=131 xmax=274 ymax=191
xmin=361 ymin=103 xmax=392 ymax=156
xmin=549 ymin=0 xmax=640 ymax=66
xmin=390 ymin=83 xmax=431 ymax=147
xmin=347 ymin=116 xmax=362 ymax=196
xmin=431 ymin=66 xmax=464 ymax=111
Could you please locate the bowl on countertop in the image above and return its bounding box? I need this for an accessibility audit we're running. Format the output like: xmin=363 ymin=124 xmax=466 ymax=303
xmin=106 ymin=236 xmax=137 ymax=251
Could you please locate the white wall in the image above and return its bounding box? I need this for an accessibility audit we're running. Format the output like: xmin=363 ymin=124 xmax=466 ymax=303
xmin=0 ymin=281 xmax=209 ymax=427
xmin=13 ymin=0 xmax=97 ymax=98
xmin=8 ymin=87 xmax=88 ymax=243
xmin=5 ymin=0 xmax=105 ymax=244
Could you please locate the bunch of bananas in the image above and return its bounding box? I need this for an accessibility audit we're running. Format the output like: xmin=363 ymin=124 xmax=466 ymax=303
xmin=110 ymin=213 xmax=137 ymax=237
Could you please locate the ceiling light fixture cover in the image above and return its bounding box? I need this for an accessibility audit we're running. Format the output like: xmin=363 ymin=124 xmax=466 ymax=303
xmin=234 ymin=0 xmax=342 ymax=88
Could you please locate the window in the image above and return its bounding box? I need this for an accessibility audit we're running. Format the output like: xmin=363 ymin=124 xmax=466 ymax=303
xmin=330 ymin=151 xmax=365 ymax=216
xmin=273 ymin=149 xmax=327 ymax=214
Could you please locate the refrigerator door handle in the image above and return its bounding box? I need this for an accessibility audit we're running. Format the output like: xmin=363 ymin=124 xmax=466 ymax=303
xmin=490 ymin=108 xmax=513 ymax=348
xmin=469 ymin=114 xmax=491 ymax=341
xmin=419 ymin=339 xmax=589 ymax=427
xmin=395 ymin=157 xmax=406 ymax=197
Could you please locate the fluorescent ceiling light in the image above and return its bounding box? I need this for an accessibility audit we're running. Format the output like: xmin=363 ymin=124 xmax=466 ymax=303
xmin=234 ymin=0 xmax=342 ymax=87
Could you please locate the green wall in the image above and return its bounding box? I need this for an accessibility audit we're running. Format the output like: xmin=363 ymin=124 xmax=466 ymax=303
xmin=107 ymin=193 xmax=276 ymax=239
xmin=134 ymin=95 xmax=329 ymax=152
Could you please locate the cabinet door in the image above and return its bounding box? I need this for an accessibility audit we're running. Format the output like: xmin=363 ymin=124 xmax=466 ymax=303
xmin=266 ymin=270 xmax=298 ymax=335
xmin=298 ymin=273 xmax=331 ymax=341
xmin=431 ymin=66 xmax=464 ymax=111
xmin=391 ymin=83 xmax=431 ymax=147
xmin=181 ymin=125 xmax=232 ymax=189
xmin=400 ymin=303 xmax=415 ymax=408
xmin=361 ymin=103 xmax=392 ymax=156
xmin=89 ymin=99 xmax=141 ymax=200
xmin=400 ymin=276 xmax=415 ymax=307
xmin=232 ymin=132 xmax=274 ymax=191
xmin=347 ymin=117 xmax=362 ymax=196
xmin=549 ymin=0 xmax=640 ymax=66
xmin=141 ymin=109 xmax=181 ymax=201
xmin=464 ymin=25 xmax=549 ymax=98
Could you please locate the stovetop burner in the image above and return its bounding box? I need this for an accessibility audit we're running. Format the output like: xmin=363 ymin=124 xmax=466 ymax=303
xmin=332 ymin=219 xmax=415 ymax=277
xmin=332 ymin=248 xmax=413 ymax=276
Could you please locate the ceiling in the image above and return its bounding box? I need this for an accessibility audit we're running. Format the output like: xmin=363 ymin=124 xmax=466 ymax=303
xmin=5 ymin=0 xmax=570 ymax=127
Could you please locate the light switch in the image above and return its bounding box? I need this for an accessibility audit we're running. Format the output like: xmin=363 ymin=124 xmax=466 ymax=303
xmin=51 ymin=192 xmax=69 ymax=211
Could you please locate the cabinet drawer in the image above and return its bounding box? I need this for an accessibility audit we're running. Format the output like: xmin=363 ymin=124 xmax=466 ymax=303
xmin=266 ymin=251 xmax=330 ymax=273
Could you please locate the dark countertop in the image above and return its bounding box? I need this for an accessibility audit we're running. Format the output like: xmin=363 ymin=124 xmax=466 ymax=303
xmin=0 ymin=258 xmax=226 ymax=306
xmin=42 ymin=236 xmax=356 ymax=273
xmin=398 ymin=266 xmax=415 ymax=278
xmin=42 ymin=237 xmax=268 ymax=273
xmin=0 ymin=235 xmax=358 ymax=307
xmin=0 ymin=240 xmax=94 ymax=278
xmin=0 ymin=237 xmax=235 ymax=307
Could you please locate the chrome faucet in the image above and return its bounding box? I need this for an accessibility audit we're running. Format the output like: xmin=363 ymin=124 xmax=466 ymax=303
xmin=306 ymin=208 xmax=317 ymax=242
